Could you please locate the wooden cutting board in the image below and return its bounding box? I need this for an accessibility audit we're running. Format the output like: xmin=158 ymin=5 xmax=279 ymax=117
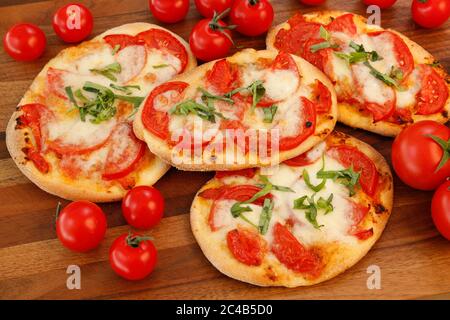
xmin=0 ymin=0 xmax=449 ymax=300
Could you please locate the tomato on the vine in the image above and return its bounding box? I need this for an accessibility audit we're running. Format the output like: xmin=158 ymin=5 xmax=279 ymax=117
xmin=363 ymin=0 xmax=397 ymax=9
xmin=56 ymin=201 xmax=107 ymax=252
xmin=412 ymin=0 xmax=450 ymax=29
xmin=52 ymin=3 xmax=94 ymax=43
xmin=149 ymin=0 xmax=190 ymax=24
xmin=432 ymin=180 xmax=450 ymax=241
xmin=392 ymin=121 xmax=450 ymax=191
xmin=189 ymin=10 xmax=234 ymax=61
xmin=195 ymin=0 xmax=233 ymax=18
xmin=299 ymin=0 xmax=327 ymax=5
xmin=109 ymin=233 xmax=158 ymax=281
xmin=230 ymin=0 xmax=274 ymax=36
xmin=122 ymin=186 xmax=165 ymax=230
xmin=3 ymin=23 xmax=46 ymax=61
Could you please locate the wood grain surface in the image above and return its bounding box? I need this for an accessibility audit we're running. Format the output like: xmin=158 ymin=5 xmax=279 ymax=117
xmin=0 ymin=0 xmax=449 ymax=300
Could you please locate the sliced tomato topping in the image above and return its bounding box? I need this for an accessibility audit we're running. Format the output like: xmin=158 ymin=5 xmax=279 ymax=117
xmin=274 ymin=21 xmax=322 ymax=57
xmin=312 ymin=80 xmax=332 ymax=113
xmin=206 ymin=59 xmax=241 ymax=95
xmin=46 ymin=68 xmax=68 ymax=99
xmin=137 ymin=28 xmax=188 ymax=73
xmin=215 ymin=168 xmax=256 ymax=179
xmin=26 ymin=149 xmax=50 ymax=174
xmin=271 ymin=51 xmax=299 ymax=72
xmin=287 ymin=12 xmax=306 ymax=27
xmin=368 ymin=31 xmax=414 ymax=79
xmin=227 ymin=228 xmax=266 ymax=266
xmin=103 ymin=34 xmax=143 ymax=50
xmin=283 ymin=145 xmax=322 ymax=167
xmin=102 ymin=122 xmax=146 ymax=181
xmin=416 ymin=64 xmax=449 ymax=115
xmin=142 ymin=81 xmax=189 ymax=140
xmin=271 ymin=222 xmax=322 ymax=277
xmin=364 ymin=100 xmax=396 ymax=122
xmin=326 ymin=14 xmax=357 ymax=36
xmin=328 ymin=145 xmax=379 ymax=197
xmin=279 ymin=97 xmax=316 ymax=151
xmin=302 ymin=38 xmax=332 ymax=71
xmin=348 ymin=201 xmax=373 ymax=240
xmin=198 ymin=186 xmax=228 ymax=200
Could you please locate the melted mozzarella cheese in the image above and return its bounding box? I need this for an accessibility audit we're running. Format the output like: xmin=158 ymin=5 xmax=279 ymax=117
xmin=396 ymin=67 xmax=421 ymax=109
xmin=364 ymin=32 xmax=398 ymax=75
xmin=264 ymin=69 xmax=299 ymax=101
xmin=63 ymin=45 xmax=117 ymax=74
xmin=352 ymin=63 xmax=395 ymax=105
xmin=116 ymin=45 xmax=147 ymax=83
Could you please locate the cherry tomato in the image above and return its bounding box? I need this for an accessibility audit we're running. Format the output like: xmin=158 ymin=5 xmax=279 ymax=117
xmin=299 ymin=0 xmax=326 ymax=5
xmin=3 ymin=23 xmax=46 ymax=61
xmin=363 ymin=0 xmax=397 ymax=9
xmin=52 ymin=3 xmax=93 ymax=43
xmin=56 ymin=201 xmax=107 ymax=252
xmin=122 ymin=186 xmax=165 ymax=229
xmin=432 ymin=180 xmax=450 ymax=241
xmin=149 ymin=0 xmax=189 ymax=24
xmin=230 ymin=0 xmax=274 ymax=36
xmin=195 ymin=0 xmax=233 ymax=18
xmin=189 ymin=10 xmax=234 ymax=61
xmin=392 ymin=121 xmax=450 ymax=191
xmin=109 ymin=233 xmax=158 ymax=281
xmin=412 ymin=0 xmax=450 ymax=28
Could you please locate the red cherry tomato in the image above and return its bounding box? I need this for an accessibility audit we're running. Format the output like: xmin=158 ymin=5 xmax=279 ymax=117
xmin=52 ymin=3 xmax=93 ymax=43
xmin=412 ymin=0 xmax=450 ymax=29
xmin=392 ymin=121 xmax=450 ymax=191
xmin=3 ymin=23 xmax=46 ymax=61
xmin=189 ymin=11 xmax=234 ymax=61
xmin=122 ymin=186 xmax=165 ymax=230
xmin=363 ymin=0 xmax=397 ymax=9
xmin=195 ymin=0 xmax=233 ymax=18
xmin=109 ymin=233 xmax=158 ymax=281
xmin=230 ymin=0 xmax=274 ymax=36
xmin=56 ymin=201 xmax=107 ymax=252
xmin=299 ymin=0 xmax=326 ymax=5
xmin=149 ymin=0 xmax=189 ymax=23
xmin=432 ymin=180 xmax=450 ymax=241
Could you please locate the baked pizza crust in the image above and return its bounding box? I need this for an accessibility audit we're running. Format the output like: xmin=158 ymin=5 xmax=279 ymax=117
xmin=190 ymin=131 xmax=393 ymax=287
xmin=134 ymin=49 xmax=338 ymax=171
xmin=6 ymin=23 xmax=196 ymax=202
xmin=266 ymin=10 xmax=450 ymax=137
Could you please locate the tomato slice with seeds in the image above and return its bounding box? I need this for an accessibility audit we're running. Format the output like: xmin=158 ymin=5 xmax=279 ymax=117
xmin=274 ymin=21 xmax=322 ymax=56
xmin=416 ymin=64 xmax=449 ymax=115
xmin=227 ymin=228 xmax=266 ymax=266
xmin=103 ymin=34 xmax=143 ymax=50
xmin=102 ymin=122 xmax=146 ymax=181
xmin=327 ymin=145 xmax=379 ymax=197
xmin=46 ymin=68 xmax=68 ymax=99
xmin=142 ymin=81 xmax=189 ymax=140
xmin=313 ymin=80 xmax=332 ymax=113
xmin=348 ymin=201 xmax=373 ymax=240
xmin=368 ymin=31 xmax=414 ymax=79
xmin=279 ymin=97 xmax=316 ymax=151
xmin=215 ymin=168 xmax=256 ymax=179
xmin=206 ymin=59 xmax=241 ymax=95
xmin=326 ymin=14 xmax=357 ymax=36
xmin=302 ymin=38 xmax=332 ymax=71
xmin=271 ymin=223 xmax=322 ymax=277
xmin=137 ymin=28 xmax=188 ymax=73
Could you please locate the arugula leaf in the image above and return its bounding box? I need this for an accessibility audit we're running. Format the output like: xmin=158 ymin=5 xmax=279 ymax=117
xmin=198 ymin=87 xmax=235 ymax=104
xmin=110 ymin=84 xmax=141 ymax=95
xmin=310 ymin=26 xmax=339 ymax=53
xmin=249 ymin=80 xmax=265 ymax=111
xmin=112 ymin=44 xmax=121 ymax=55
xmin=363 ymin=62 xmax=402 ymax=89
xmin=90 ymin=62 xmax=122 ymax=82
xmin=262 ymin=105 xmax=278 ymax=123
xmin=317 ymin=194 xmax=334 ymax=214
xmin=170 ymin=99 xmax=226 ymax=123
xmin=258 ymin=198 xmax=274 ymax=235
xmin=257 ymin=175 xmax=295 ymax=193
xmin=153 ymin=64 xmax=170 ymax=69
xmin=303 ymin=169 xmax=326 ymax=192
xmin=334 ymin=41 xmax=382 ymax=64
xmin=293 ymin=195 xmax=323 ymax=229
xmin=317 ymin=166 xmax=360 ymax=196
xmin=319 ymin=25 xmax=331 ymax=41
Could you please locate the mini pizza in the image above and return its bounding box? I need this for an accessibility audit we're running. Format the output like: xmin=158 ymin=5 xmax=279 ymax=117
xmin=134 ymin=49 xmax=338 ymax=171
xmin=267 ymin=11 xmax=450 ymax=137
xmin=6 ymin=23 xmax=196 ymax=202
xmin=191 ymin=131 xmax=393 ymax=287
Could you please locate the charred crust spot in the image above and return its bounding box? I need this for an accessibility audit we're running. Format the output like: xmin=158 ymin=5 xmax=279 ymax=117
xmin=327 ymin=115 xmax=334 ymax=120
xmin=21 ymin=147 xmax=30 ymax=155
xmin=24 ymin=137 xmax=30 ymax=144
xmin=306 ymin=121 xmax=313 ymax=128
xmin=265 ymin=266 xmax=278 ymax=282
xmin=441 ymin=110 xmax=448 ymax=118
xmin=15 ymin=117 xmax=24 ymax=129
xmin=374 ymin=204 xmax=386 ymax=214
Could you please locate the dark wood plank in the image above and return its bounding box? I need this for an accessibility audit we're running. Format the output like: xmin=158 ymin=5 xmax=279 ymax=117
xmin=0 ymin=0 xmax=449 ymax=300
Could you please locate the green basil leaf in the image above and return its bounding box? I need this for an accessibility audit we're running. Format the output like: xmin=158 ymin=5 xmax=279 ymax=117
xmin=258 ymin=198 xmax=273 ymax=235
xmin=303 ymin=169 xmax=326 ymax=192
xmin=262 ymin=105 xmax=278 ymax=123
